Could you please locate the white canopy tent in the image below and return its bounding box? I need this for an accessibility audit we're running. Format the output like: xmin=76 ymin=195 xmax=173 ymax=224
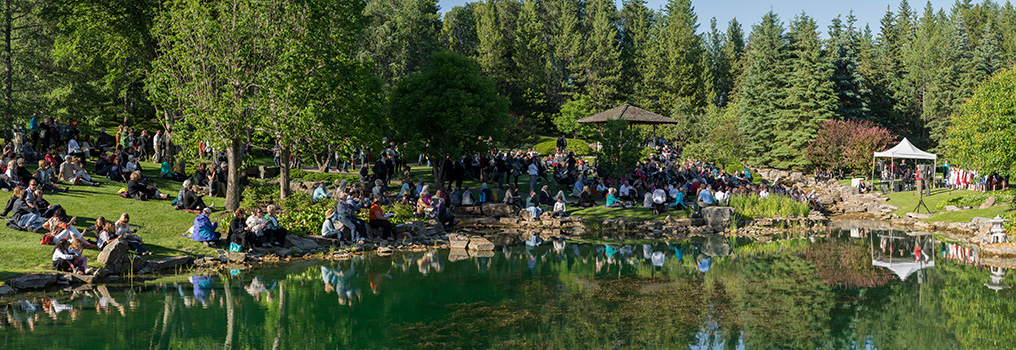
xmin=871 ymin=138 xmax=938 ymax=185
xmin=872 ymin=259 xmax=935 ymax=281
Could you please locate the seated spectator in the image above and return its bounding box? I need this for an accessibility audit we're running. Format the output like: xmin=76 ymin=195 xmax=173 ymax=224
xmin=461 ymin=187 xmax=475 ymax=206
xmin=652 ymin=188 xmax=668 ymax=215
xmin=551 ymin=192 xmax=568 ymax=218
xmin=368 ymin=197 xmax=393 ymax=240
xmin=178 ymin=180 xmax=209 ymax=211
xmin=479 ymin=183 xmax=493 ymax=203
xmin=245 ymin=207 xmax=269 ymax=248
xmin=503 ymin=184 xmax=523 ymax=209
xmin=415 ymin=185 xmax=432 ymax=216
xmin=449 ymin=186 xmax=463 ymax=207
xmin=671 ymin=188 xmax=686 ymax=210
xmin=524 ymin=190 xmax=543 ymax=220
xmin=263 ymin=205 xmax=286 ymax=246
xmin=160 ymin=157 xmax=185 ymax=181
xmin=114 ymin=213 xmax=150 ymax=255
xmin=312 ymin=183 xmax=331 ymax=202
xmin=34 ymin=190 xmax=62 ymax=218
xmin=192 ymin=162 xmax=209 ymax=188
xmin=35 ymin=160 xmax=66 ymax=192
xmin=192 ymin=208 xmax=219 ymax=246
xmin=539 ymin=185 xmax=555 ymax=206
xmin=577 ymin=186 xmax=597 ymax=208
xmin=371 ymin=179 xmax=387 ymax=205
xmin=229 ymin=208 xmax=255 ymax=252
xmin=127 ymin=171 xmax=167 ymax=200
xmin=321 ymin=209 xmax=344 ymax=240
xmin=697 ymin=186 xmax=715 ymax=208
xmin=642 ymin=192 xmax=653 ymax=208
xmin=52 ymin=240 xmax=87 ymax=274
xmin=431 ymin=198 xmax=455 ymax=228
xmin=605 ymin=188 xmax=624 ymax=208
xmin=82 ymin=216 xmax=108 ymax=242
xmin=68 ymin=157 xmax=99 ymax=186
xmin=10 ymin=187 xmax=45 ymax=232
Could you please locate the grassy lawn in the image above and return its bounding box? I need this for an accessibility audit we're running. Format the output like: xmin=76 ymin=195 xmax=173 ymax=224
xmin=566 ymin=206 xmax=689 ymax=222
xmin=882 ymin=189 xmax=981 ymax=217
xmin=924 ymin=205 xmax=1015 ymax=223
xmin=0 ymin=160 xmax=220 ymax=280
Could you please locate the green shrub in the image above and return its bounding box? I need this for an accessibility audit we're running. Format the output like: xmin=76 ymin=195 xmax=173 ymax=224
xmin=241 ymin=180 xmax=281 ymax=209
xmin=729 ymin=195 xmax=810 ymax=220
xmin=533 ymin=138 xmax=592 ymax=156
xmin=275 ymin=169 xmax=359 ymax=184
xmin=276 ymin=191 xmax=336 ymax=236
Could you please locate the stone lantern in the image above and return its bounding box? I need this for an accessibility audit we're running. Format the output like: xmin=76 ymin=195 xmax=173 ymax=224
xmin=985 ymin=266 xmax=1011 ymax=292
xmin=987 ymin=215 xmax=1011 ymax=244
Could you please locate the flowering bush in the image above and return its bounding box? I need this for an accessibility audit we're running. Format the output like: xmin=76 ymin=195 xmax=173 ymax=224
xmin=806 ymin=119 xmax=896 ymax=174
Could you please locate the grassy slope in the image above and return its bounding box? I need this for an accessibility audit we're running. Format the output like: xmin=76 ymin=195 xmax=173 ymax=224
xmin=881 ymin=188 xmax=1014 ymax=222
xmin=0 ymin=160 xmax=219 ymax=280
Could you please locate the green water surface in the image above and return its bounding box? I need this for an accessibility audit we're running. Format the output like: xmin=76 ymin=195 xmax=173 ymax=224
xmin=0 ymin=231 xmax=1012 ymax=349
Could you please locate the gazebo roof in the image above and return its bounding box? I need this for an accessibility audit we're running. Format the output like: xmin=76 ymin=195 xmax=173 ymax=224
xmin=575 ymin=104 xmax=678 ymax=125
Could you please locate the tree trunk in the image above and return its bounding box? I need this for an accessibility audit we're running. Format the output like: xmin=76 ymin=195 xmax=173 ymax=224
xmin=279 ymin=144 xmax=291 ymax=200
xmin=226 ymin=137 xmax=243 ymax=212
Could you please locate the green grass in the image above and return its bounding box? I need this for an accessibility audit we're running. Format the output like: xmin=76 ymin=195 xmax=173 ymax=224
xmin=565 ymin=206 xmax=689 ymax=222
xmin=0 ymin=160 xmax=219 ymax=278
xmin=882 ymin=189 xmax=982 ymax=217
xmin=531 ymin=136 xmax=591 ymax=156
xmin=925 ymin=206 xmax=1015 ymax=223
xmin=729 ymin=195 xmax=810 ymax=219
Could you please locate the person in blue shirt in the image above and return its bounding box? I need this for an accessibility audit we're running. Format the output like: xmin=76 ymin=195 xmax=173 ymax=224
xmin=697 ymin=186 xmax=714 ymax=208
xmin=312 ymin=183 xmax=331 ymax=202
xmin=479 ymin=182 xmax=493 ymax=203
xmin=192 ymin=208 xmax=219 ymax=246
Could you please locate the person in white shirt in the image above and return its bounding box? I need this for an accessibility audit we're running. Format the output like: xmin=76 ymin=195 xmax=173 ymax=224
xmin=620 ymin=181 xmax=633 ymax=200
xmin=551 ymin=192 xmax=567 ymax=218
xmin=67 ymin=137 xmax=82 ymax=158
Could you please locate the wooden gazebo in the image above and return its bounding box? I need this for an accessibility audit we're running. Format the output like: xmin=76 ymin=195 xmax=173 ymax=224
xmin=575 ymin=104 xmax=679 ymax=125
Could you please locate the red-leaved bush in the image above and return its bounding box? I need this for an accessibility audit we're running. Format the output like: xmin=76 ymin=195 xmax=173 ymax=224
xmin=806 ymin=120 xmax=897 ymax=174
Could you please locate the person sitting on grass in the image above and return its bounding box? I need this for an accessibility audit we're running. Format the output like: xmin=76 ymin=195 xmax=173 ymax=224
xmin=415 ymin=185 xmax=432 ymax=216
xmin=503 ymin=184 xmax=522 ymax=209
xmin=35 ymin=160 xmax=66 ymax=193
xmin=178 ymin=180 xmax=210 ymax=211
xmin=539 ymin=185 xmax=555 ymax=206
xmin=479 ymin=182 xmax=493 ymax=204
xmin=652 ymin=187 xmax=668 ymax=215
xmin=107 ymin=157 xmax=126 ymax=182
xmin=10 ymin=186 xmax=45 ymax=232
xmin=64 ymin=157 xmax=99 ymax=186
xmin=263 ymin=205 xmax=286 ymax=246
xmin=160 ymin=157 xmax=186 ymax=181
xmin=192 ymin=208 xmax=219 ymax=246
xmin=312 ymin=182 xmax=331 ymax=202
xmin=33 ymin=189 xmax=63 ymax=218
xmin=577 ymin=186 xmax=597 ymax=208
xmin=605 ymin=188 xmax=625 ymax=209
xmin=52 ymin=239 xmax=87 ymax=274
xmin=368 ymin=197 xmax=394 ymax=240
xmin=670 ymin=188 xmax=686 ymax=210
xmin=113 ymin=213 xmax=151 ymax=255
xmin=127 ymin=171 xmax=168 ymax=200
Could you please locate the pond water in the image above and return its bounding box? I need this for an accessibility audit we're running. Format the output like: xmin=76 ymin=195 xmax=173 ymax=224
xmin=1 ymin=228 xmax=1013 ymax=349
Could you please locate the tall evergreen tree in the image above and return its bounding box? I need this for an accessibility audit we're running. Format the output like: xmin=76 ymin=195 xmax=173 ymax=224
xmin=583 ymin=0 xmax=623 ymax=109
xmin=828 ymin=14 xmax=871 ymax=121
xmin=644 ymin=0 xmax=706 ymax=116
xmin=723 ymin=18 xmax=746 ymax=100
xmin=738 ymin=11 xmax=787 ymax=167
xmin=619 ymin=0 xmax=653 ymax=103
xmin=441 ymin=4 xmax=480 ymax=57
xmin=513 ymin=0 xmax=557 ymax=125
xmin=773 ymin=13 xmax=836 ymax=169
xmin=972 ymin=19 xmax=1002 ymax=82
xmin=704 ymin=18 xmax=728 ymax=106
xmin=357 ymin=0 xmax=441 ymax=92
xmin=475 ymin=0 xmax=521 ymax=115
xmin=547 ymin=0 xmax=586 ymax=98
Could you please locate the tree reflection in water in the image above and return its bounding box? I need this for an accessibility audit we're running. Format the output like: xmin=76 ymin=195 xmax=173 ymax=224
xmin=1 ymin=233 xmax=1015 ymax=349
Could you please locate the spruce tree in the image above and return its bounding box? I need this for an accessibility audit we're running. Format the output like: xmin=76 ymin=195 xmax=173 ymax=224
xmin=828 ymin=14 xmax=871 ymax=121
xmin=737 ymin=11 xmax=787 ymax=167
xmin=723 ymin=18 xmax=746 ymax=100
xmin=441 ymin=4 xmax=480 ymax=57
xmin=774 ymin=13 xmax=836 ymax=169
xmin=972 ymin=20 xmax=1002 ymax=82
xmin=705 ymin=17 xmax=733 ymax=107
xmin=645 ymin=0 xmax=706 ymax=116
xmin=513 ymin=0 xmax=556 ymax=125
xmin=583 ymin=0 xmax=623 ymax=109
xmin=548 ymin=0 xmax=587 ymax=97
xmin=619 ymin=0 xmax=653 ymax=103
xmin=475 ymin=0 xmax=519 ymax=106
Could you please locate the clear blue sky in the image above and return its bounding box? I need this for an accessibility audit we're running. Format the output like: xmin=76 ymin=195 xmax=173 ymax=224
xmin=436 ymin=0 xmax=983 ymax=36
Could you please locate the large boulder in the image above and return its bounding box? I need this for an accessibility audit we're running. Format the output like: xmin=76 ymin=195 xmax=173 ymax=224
xmin=285 ymin=235 xmax=322 ymax=251
xmin=9 ymin=274 xmax=59 ymax=290
xmin=448 ymin=233 xmax=469 ymax=249
xmin=467 ymin=236 xmax=495 ymax=251
xmin=146 ymin=256 xmax=194 ymax=272
xmin=980 ymin=197 xmax=997 ymax=209
xmin=702 ymin=207 xmax=734 ymax=228
xmin=98 ymin=239 xmax=129 ymax=266
xmin=481 ymin=203 xmax=516 ymax=218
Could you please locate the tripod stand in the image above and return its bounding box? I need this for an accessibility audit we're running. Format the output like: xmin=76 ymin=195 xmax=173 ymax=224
xmin=914 ymin=181 xmax=931 ymax=213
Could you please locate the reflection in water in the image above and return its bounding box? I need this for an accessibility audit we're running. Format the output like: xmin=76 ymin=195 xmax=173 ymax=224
xmin=3 ymin=230 xmax=1016 ymax=349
